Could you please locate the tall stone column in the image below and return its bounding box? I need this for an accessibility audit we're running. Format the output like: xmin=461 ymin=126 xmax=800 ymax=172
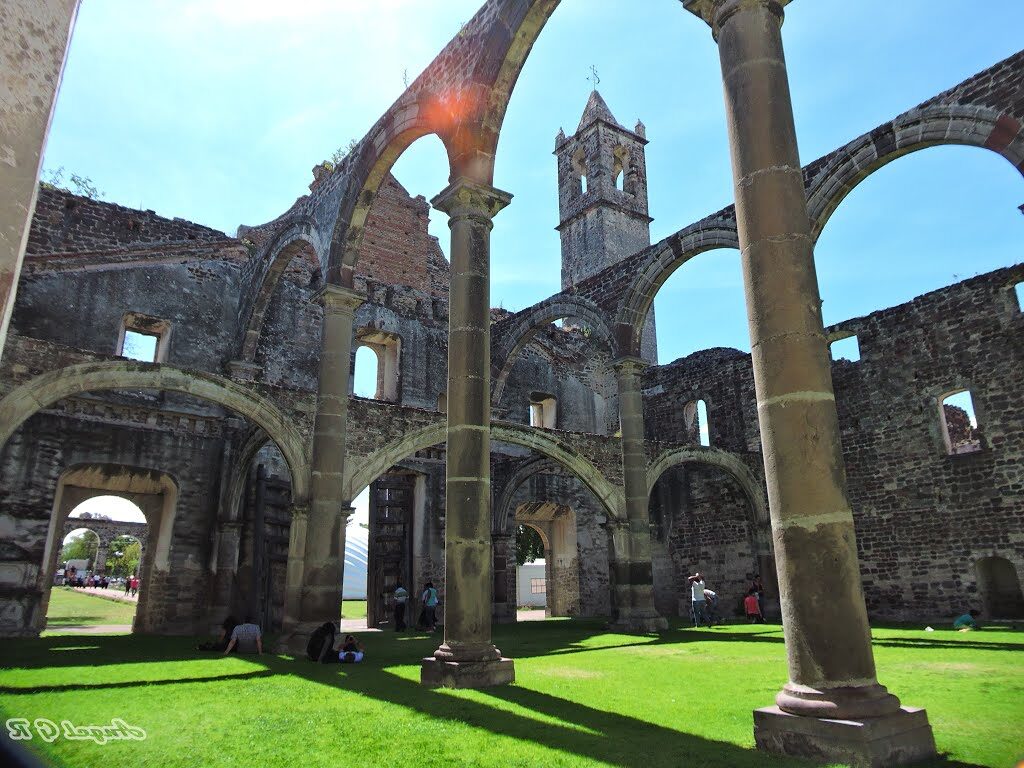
xmin=209 ymin=521 xmax=242 ymax=625
xmin=421 ymin=178 xmax=514 ymax=688
xmin=610 ymin=357 xmax=666 ymax=632
xmin=0 ymin=0 xmax=80 ymax=364
xmin=280 ymin=503 xmax=308 ymax=645
xmin=682 ymin=1 xmax=935 ymax=764
xmin=282 ymin=285 xmax=363 ymax=652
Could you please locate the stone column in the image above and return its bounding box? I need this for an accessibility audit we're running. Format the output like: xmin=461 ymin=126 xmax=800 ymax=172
xmin=209 ymin=521 xmax=242 ymax=624
xmin=491 ymin=532 xmax=516 ymax=624
xmin=280 ymin=503 xmax=308 ymax=646
xmin=610 ymin=357 xmax=667 ymax=632
xmin=0 ymin=0 xmax=80 ymax=364
xmin=421 ymin=178 xmax=514 ymax=688
xmin=682 ymin=1 xmax=935 ymax=763
xmin=282 ymin=285 xmax=363 ymax=652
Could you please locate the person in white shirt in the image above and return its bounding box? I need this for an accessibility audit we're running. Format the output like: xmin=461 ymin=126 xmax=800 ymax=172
xmin=688 ymin=573 xmax=711 ymax=627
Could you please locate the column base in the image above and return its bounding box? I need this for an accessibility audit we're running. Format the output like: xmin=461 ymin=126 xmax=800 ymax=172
xmin=753 ymin=706 xmax=936 ymax=768
xmin=608 ymin=610 xmax=668 ymax=633
xmin=420 ymin=657 xmax=515 ymax=689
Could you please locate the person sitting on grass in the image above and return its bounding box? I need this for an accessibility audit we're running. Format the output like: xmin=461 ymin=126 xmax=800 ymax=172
xmin=199 ymin=615 xmax=240 ymax=652
xmin=336 ymin=634 xmax=365 ymax=664
xmin=953 ymin=609 xmax=981 ymax=631
xmin=224 ymin=616 xmax=262 ymax=654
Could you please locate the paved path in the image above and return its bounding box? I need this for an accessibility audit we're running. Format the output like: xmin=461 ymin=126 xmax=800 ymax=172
xmin=517 ymin=609 xmax=547 ymax=622
xmin=77 ymin=586 xmax=138 ymax=603
xmin=45 ymin=623 xmax=132 ymax=635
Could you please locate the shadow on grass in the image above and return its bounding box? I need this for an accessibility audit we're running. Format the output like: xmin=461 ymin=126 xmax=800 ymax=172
xmin=0 ymin=625 xmax=996 ymax=768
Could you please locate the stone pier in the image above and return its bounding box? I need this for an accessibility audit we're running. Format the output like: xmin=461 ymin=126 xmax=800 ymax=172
xmin=421 ymin=178 xmax=514 ymax=688
xmin=682 ymin=0 xmax=936 ymax=764
xmin=0 ymin=0 xmax=80 ymax=364
xmin=281 ymin=286 xmax=363 ymax=653
xmin=610 ymin=357 xmax=666 ymax=632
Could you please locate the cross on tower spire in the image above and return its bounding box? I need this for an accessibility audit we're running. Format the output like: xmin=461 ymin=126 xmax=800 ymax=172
xmin=588 ymin=65 xmax=600 ymax=89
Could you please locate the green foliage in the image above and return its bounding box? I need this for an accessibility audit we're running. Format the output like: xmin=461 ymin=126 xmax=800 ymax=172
xmin=60 ymin=532 xmax=98 ymax=566
xmin=105 ymin=536 xmax=141 ymax=578
xmin=40 ymin=166 xmax=104 ymax=199
xmin=516 ymin=524 xmax=545 ymax=566
xmin=322 ymin=138 xmax=360 ymax=171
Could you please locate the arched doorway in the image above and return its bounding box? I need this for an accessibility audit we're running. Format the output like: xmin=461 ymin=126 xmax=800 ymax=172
xmin=43 ymin=491 xmax=152 ymax=634
xmin=513 ymin=505 xmax=580 ymax=619
xmin=976 ymin=556 xmax=1024 ymax=619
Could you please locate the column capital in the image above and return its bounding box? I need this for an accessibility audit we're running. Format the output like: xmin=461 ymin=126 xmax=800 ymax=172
xmin=431 ymin=177 xmax=513 ymax=224
xmin=313 ymin=284 xmax=365 ymax=315
xmin=612 ymin=355 xmax=649 ymax=376
xmin=681 ymin=0 xmax=788 ymax=37
xmin=289 ymin=503 xmax=310 ymax=520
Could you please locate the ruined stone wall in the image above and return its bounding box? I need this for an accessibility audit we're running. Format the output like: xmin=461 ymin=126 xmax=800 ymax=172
xmin=358 ymin=175 xmax=450 ymax=299
xmin=0 ymin=410 xmax=228 ymax=636
xmin=26 ymin=187 xmax=228 ymax=255
xmin=644 ymin=265 xmax=1024 ymax=621
xmin=650 ymin=465 xmax=767 ymax=619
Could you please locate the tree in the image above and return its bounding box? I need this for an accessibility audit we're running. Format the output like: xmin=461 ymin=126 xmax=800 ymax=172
xmin=61 ymin=532 xmax=98 ymax=565
xmin=105 ymin=536 xmax=141 ymax=578
xmin=516 ymin=524 xmax=545 ymax=566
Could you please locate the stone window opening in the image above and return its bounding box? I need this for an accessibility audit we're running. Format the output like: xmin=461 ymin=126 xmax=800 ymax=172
xmin=529 ymin=392 xmax=557 ymax=429
xmin=572 ymin=149 xmax=588 ymax=198
xmin=530 ymin=577 xmax=546 ymax=595
xmin=437 ymin=392 xmax=447 ymax=414
xmin=683 ymin=399 xmax=711 ymax=447
xmin=829 ymin=332 xmax=861 ymax=362
xmin=939 ymin=389 xmax=982 ymax=455
xmin=117 ymin=313 xmax=170 ymax=362
xmin=354 ymin=329 xmax=401 ymax=402
xmin=613 ymin=146 xmax=630 ymax=194
xmin=1013 ymin=281 xmax=1023 ymax=312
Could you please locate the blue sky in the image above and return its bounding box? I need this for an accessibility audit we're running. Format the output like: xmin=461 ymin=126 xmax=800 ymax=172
xmin=44 ymin=0 xmax=1022 ymax=370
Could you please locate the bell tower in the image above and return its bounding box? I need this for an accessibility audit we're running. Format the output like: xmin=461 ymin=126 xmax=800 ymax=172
xmin=555 ymin=91 xmax=656 ymax=360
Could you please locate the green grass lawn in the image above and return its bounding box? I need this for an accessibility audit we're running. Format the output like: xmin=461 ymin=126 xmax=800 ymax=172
xmin=2 ymin=621 xmax=1021 ymax=768
xmin=43 ymin=588 xmax=136 ymax=631
xmin=341 ymin=599 xmax=367 ymax=620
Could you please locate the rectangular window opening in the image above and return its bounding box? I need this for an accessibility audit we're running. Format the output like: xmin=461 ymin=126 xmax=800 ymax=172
xmin=1014 ymin=281 xmax=1023 ymax=312
xmin=530 ymin=578 xmax=546 ymax=595
xmin=830 ymin=334 xmax=861 ymax=362
xmin=122 ymin=330 xmax=159 ymax=362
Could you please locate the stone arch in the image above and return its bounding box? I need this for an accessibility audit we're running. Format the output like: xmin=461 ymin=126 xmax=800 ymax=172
xmin=345 ymin=422 xmax=622 ymax=519
xmin=495 ymin=457 xmax=560 ymax=533
xmin=975 ymin=555 xmax=1024 ymax=619
xmin=646 ymin=446 xmax=768 ymax=526
xmin=614 ymin=219 xmax=740 ymax=358
xmin=806 ymin=104 xmax=1024 ymax=241
xmin=237 ymin=218 xmax=324 ymax=363
xmin=38 ymin=464 xmax=178 ymax=635
xmin=492 ymin=296 xmax=614 ymax=405
xmin=322 ymin=1 xmax=562 ymax=287
xmin=0 ymin=361 xmax=311 ymax=503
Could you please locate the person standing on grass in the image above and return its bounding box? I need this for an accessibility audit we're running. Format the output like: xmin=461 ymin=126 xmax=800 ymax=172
xmin=744 ymin=589 xmax=764 ymax=623
xmin=422 ymin=582 xmax=439 ymax=631
xmin=688 ymin=573 xmax=710 ymax=627
xmin=393 ymin=583 xmax=409 ymax=631
xmin=703 ymin=589 xmax=720 ymax=624
xmin=224 ymin=616 xmax=262 ymax=654
xmin=124 ymin=576 xmax=130 ymax=596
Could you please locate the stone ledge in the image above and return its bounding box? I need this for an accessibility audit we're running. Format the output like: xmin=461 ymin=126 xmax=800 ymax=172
xmin=753 ymin=705 xmax=936 ymax=768
xmin=420 ymin=657 xmax=515 ymax=689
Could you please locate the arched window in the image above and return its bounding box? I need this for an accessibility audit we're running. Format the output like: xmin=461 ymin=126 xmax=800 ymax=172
xmin=613 ymin=146 xmax=630 ymax=193
xmin=572 ymin=149 xmax=588 ymax=198
xmin=683 ymin=399 xmax=710 ymax=447
xmin=1014 ymin=281 xmax=1023 ymax=312
xmin=939 ymin=390 xmax=981 ymax=455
